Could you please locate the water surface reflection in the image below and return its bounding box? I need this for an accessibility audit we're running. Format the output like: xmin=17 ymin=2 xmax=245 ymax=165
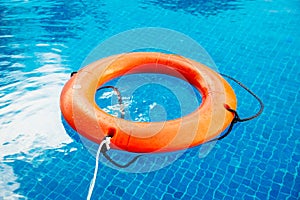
xmin=142 ymin=0 xmax=245 ymax=16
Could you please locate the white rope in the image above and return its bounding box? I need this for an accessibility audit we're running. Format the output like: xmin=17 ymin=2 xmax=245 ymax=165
xmin=86 ymin=137 xmax=111 ymax=200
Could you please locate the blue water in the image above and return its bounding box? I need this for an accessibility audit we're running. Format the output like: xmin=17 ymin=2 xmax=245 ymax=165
xmin=95 ymin=73 xmax=202 ymax=122
xmin=1 ymin=0 xmax=299 ymax=199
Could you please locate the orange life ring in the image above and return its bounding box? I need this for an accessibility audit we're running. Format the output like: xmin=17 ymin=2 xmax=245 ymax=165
xmin=60 ymin=52 xmax=237 ymax=153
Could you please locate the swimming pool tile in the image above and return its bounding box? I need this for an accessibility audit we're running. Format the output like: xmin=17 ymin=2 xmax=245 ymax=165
xmin=186 ymin=182 xmax=197 ymax=196
xmin=173 ymin=191 xmax=184 ymax=199
xmin=193 ymin=171 xmax=204 ymax=181
xmin=133 ymin=188 xmax=145 ymax=199
xmin=243 ymin=194 xmax=256 ymax=200
xmin=210 ymin=179 xmax=222 ymax=191
xmin=169 ymin=175 xmax=182 ymax=188
xmin=162 ymin=193 xmax=173 ymax=199
xmin=283 ymin=172 xmax=295 ymax=184
xmin=228 ymin=180 xmax=239 ymax=190
xmin=291 ymin=190 xmax=300 ymax=200
xmin=36 ymin=194 xmax=48 ymax=200
xmin=236 ymin=183 xmax=248 ymax=194
xmin=195 ymin=190 xmax=209 ymax=200
xmin=130 ymin=196 xmax=142 ymax=200
xmin=213 ymin=190 xmax=226 ymax=200
xmin=282 ymin=183 xmax=295 ymax=195
xmin=115 ymin=187 xmax=125 ymax=197
xmin=108 ymin=193 xmax=124 ymax=200
xmin=276 ymin=192 xmax=291 ymax=200
xmin=27 ymin=189 xmax=40 ymax=199
xmin=184 ymin=170 xmax=195 ymax=180
xmin=47 ymin=192 xmax=59 ymax=200
xmin=203 ymin=188 xmax=217 ymax=199
xmin=236 ymin=168 xmax=247 ymax=178
xmin=256 ymin=188 xmax=269 ymax=200
xmin=107 ymin=185 xmax=117 ymax=193
xmin=226 ymin=165 xmax=237 ymax=175
xmin=161 ymin=175 xmax=172 ymax=185
xmin=61 ymin=187 xmax=74 ymax=198
xmin=223 ymin=195 xmax=234 ymax=200
xmin=180 ymin=160 xmax=191 ymax=169
xmin=213 ymin=173 xmax=224 ymax=183
xmin=148 ymin=185 xmax=158 ymax=195
xmin=120 ymin=192 xmax=131 ymax=200
xmin=166 ymin=185 xmax=175 ymax=194
xmin=182 ymin=193 xmax=194 ymax=200
xmin=67 ymin=191 xmax=83 ymax=200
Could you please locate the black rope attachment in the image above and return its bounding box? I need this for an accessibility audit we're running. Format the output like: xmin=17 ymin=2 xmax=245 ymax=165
xmin=206 ymin=73 xmax=264 ymax=143
xmin=100 ymin=136 xmax=142 ymax=168
xmin=96 ymin=87 xmax=140 ymax=168
xmin=220 ymin=73 xmax=264 ymax=122
xmin=70 ymin=71 xmax=77 ymax=77
xmin=97 ymin=86 xmax=125 ymax=119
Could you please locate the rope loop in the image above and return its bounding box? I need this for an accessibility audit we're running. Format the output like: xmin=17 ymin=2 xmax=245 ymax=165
xmin=70 ymin=71 xmax=77 ymax=77
xmin=205 ymin=73 xmax=264 ymax=143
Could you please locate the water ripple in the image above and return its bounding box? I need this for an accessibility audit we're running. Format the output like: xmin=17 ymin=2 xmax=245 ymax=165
xmin=0 ymin=58 xmax=71 ymax=161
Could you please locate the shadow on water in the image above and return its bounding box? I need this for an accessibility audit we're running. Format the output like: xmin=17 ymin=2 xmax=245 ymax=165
xmin=142 ymin=0 xmax=246 ymax=17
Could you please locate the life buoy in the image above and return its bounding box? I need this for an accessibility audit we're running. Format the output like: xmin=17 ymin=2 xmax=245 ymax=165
xmin=60 ymin=52 xmax=237 ymax=153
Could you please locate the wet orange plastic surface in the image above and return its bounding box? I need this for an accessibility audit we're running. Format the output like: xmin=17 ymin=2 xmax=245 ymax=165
xmin=60 ymin=52 xmax=237 ymax=153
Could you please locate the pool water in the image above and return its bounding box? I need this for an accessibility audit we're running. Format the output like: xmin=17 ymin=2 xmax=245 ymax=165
xmin=95 ymin=73 xmax=202 ymax=122
xmin=1 ymin=0 xmax=300 ymax=199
